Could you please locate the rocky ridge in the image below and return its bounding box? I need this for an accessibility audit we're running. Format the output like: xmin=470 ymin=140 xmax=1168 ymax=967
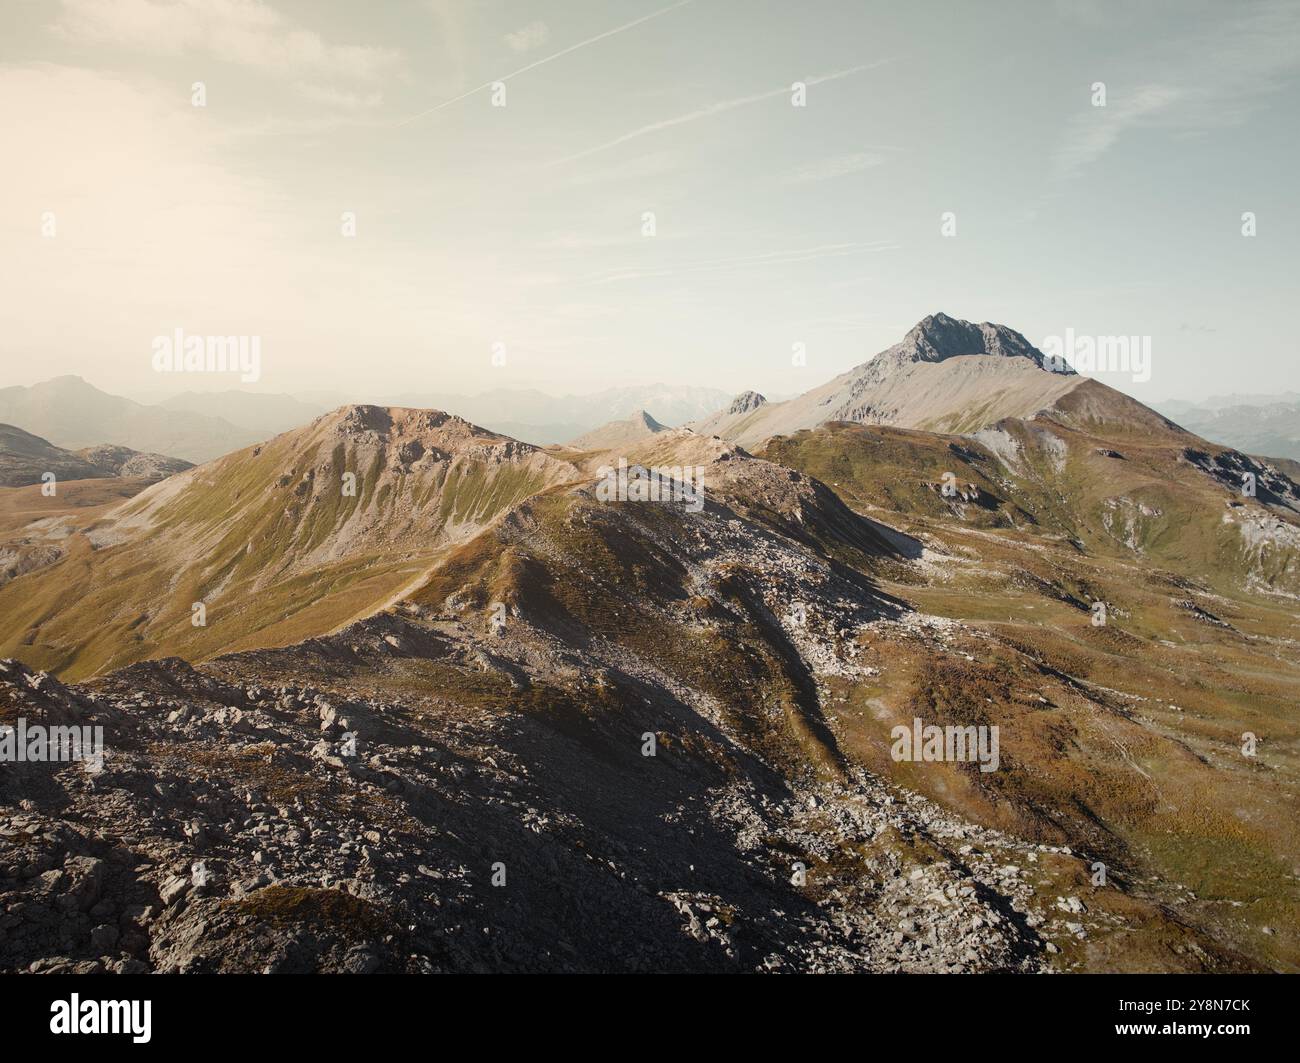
xmin=0 ymin=642 xmax=1079 ymax=974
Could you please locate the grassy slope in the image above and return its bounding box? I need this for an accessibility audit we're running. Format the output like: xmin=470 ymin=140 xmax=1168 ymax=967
xmin=761 ymin=417 xmax=1300 ymax=597
xmin=0 ymin=415 xmax=573 ymax=679
xmin=757 ymin=419 xmax=1300 ymax=970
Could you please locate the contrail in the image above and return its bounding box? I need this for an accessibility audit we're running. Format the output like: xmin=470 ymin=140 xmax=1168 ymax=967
xmin=391 ymin=0 xmax=695 ymax=128
xmin=550 ymin=59 xmax=895 ymax=165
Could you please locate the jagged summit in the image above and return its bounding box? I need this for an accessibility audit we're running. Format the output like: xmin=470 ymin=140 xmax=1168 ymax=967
xmin=727 ymin=390 xmax=767 ymax=415
xmin=884 ymin=312 xmax=1064 ymax=373
xmin=319 ymin=404 xmax=502 ymax=441
xmin=692 ymin=313 xmax=1097 ymax=446
xmin=299 ymin=404 xmax=545 ymax=469
xmin=631 ymin=408 xmax=666 ymax=431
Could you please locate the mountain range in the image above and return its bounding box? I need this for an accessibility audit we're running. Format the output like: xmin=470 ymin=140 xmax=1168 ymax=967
xmin=0 ymin=376 xmax=263 ymax=463
xmin=2 ymin=313 xmax=1297 ymax=975
xmin=367 ymin=383 xmax=730 ymax=444
xmin=0 ymin=378 xmax=732 ymax=461
xmin=1156 ymin=395 xmax=1300 ymax=462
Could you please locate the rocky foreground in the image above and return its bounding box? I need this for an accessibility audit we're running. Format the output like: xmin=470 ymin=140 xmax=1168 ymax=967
xmin=0 ymin=635 xmax=1130 ymax=974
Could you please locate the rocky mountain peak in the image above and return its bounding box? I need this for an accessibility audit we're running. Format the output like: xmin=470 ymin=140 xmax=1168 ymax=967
xmin=727 ymin=390 xmax=767 ymax=415
xmin=631 ymin=409 xmax=667 ymax=431
xmin=321 ymin=405 xmax=517 ymax=454
xmin=868 ymin=310 xmax=1060 ymax=376
xmin=892 ymin=312 xmax=1057 ymax=371
xmin=566 ymin=407 xmax=671 ymax=450
xmin=75 ymin=443 xmax=193 ymax=480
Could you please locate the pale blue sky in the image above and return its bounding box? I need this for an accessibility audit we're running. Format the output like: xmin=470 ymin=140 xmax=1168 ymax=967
xmin=1 ymin=0 xmax=1297 ymax=404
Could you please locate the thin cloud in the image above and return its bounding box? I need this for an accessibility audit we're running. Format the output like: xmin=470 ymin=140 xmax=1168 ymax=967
xmin=782 ymin=150 xmax=892 ymax=184
xmin=293 ymin=82 xmax=384 ymax=111
xmin=550 ymin=60 xmax=895 ymax=165
xmin=1051 ymin=0 xmax=1300 ymax=179
xmin=393 ymin=0 xmax=694 ymax=127
xmin=1053 ymin=83 xmax=1181 ymax=179
xmin=504 ymin=21 xmax=550 ymax=54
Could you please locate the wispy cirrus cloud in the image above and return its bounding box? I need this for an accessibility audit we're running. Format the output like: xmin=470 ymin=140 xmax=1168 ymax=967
xmin=504 ymin=20 xmax=549 ymax=54
xmin=1051 ymin=0 xmax=1300 ymax=179
xmin=551 ymin=60 xmax=896 ymax=166
xmin=1053 ymin=83 xmax=1182 ymax=179
xmin=394 ymin=0 xmax=693 ymax=127
xmin=781 ymin=150 xmax=893 ymax=184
